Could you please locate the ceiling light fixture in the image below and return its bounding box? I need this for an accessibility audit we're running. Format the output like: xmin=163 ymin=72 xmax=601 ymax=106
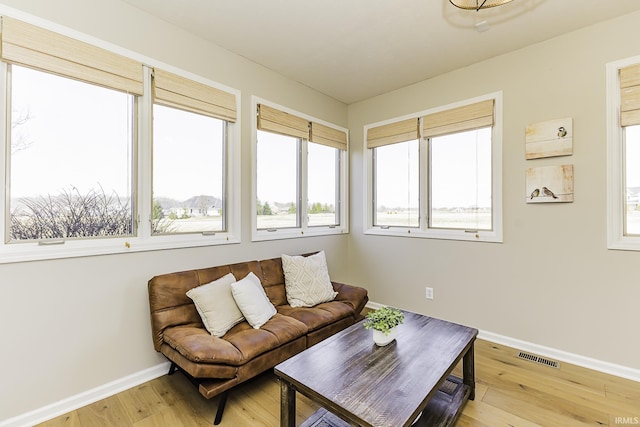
xmin=449 ymin=0 xmax=515 ymax=11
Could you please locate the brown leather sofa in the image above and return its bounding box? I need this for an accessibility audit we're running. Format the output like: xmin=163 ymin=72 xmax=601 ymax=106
xmin=148 ymin=254 xmax=368 ymax=424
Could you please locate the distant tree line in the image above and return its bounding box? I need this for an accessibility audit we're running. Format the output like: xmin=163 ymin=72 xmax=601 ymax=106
xmin=256 ymin=199 xmax=333 ymax=216
xmin=308 ymin=202 xmax=334 ymax=214
xmin=256 ymin=199 xmax=273 ymax=215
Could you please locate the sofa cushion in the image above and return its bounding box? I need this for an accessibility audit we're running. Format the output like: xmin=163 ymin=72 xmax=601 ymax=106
xmin=258 ymin=257 xmax=288 ymax=306
xmin=231 ymin=272 xmax=277 ymax=329
xmin=186 ymin=272 xmax=244 ymax=337
xmin=163 ymin=314 xmax=308 ymax=366
xmin=277 ymin=300 xmax=354 ymax=332
xmin=282 ymin=251 xmax=337 ymax=307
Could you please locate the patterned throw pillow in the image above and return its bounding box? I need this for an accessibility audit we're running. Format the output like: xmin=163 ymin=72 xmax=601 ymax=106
xmin=281 ymin=251 xmax=338 ymax=308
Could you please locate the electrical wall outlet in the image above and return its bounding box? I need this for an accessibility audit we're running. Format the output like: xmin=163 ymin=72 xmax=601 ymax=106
xmin=425 ymin=287 xmax=434 ymax=300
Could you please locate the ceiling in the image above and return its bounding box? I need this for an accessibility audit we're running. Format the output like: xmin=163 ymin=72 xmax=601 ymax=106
xmin=122 ymin=0 xmax=640 ymax=104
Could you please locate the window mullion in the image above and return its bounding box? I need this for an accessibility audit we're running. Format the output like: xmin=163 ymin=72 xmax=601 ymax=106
xmin=0 ymin=62 xmax=8 ymax=246
xmin=221 ymin=123 xmax=228 ymax=232
xmin=138 ymin=66 xmax=153 ymax=239
xmin=335 ymin=149 xmax=341 ymax=226
xmin=371 ymin=147 xmax=377 ymax=227
xmin=420 ymin=134 xmax=429 ymax=231
xmin=299 ymin=138 xmax=307 ymax=230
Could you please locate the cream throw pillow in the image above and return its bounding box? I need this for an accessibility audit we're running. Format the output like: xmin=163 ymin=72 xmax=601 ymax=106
xmin=231 ymin=272 xmax=277 ymax=329
xmin=282 ymin=251 xmax=337 ymax=308
xmin=186 ymin=272 xmax=244 ymax=337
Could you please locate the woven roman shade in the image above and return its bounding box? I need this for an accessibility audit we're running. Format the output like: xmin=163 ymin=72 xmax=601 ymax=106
xmin=257 ymin=104 xmax=309 ymax=139
xmin=310 ymin=122 xmax=347 ymax=150
xmin=620 ymin=63 xmax=640 ymax=127
xmin=366 ymin=118 xmax=419 ymax=149
xmin=153 ymin=69 xmax=236 ymax=122
xmin=0 ymin=16 xmax=143 ymax=95
xmin=422 ymin=99 xmax=494 ymax=138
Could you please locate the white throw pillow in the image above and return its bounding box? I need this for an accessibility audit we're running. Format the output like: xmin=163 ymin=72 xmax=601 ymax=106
xmin=186 ymin=272 xmax=244 ymax=337
xmin=231 ymin=272 xmax=277 ymax=329
xmin=281 ymin=251 xmax=338 ymax=308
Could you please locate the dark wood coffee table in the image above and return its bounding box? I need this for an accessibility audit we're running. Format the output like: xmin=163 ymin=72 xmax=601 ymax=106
xmin=274 ymin=310 xmax=477 ymax=427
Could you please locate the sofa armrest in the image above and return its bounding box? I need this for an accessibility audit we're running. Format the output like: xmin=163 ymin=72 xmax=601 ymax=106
xmin=332 ymin=281 xmax=369 ymax=318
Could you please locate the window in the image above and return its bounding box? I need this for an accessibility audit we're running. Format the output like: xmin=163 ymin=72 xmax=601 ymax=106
xmin=307 ymin=141 xmax=340 ymax=227
xmin=429 ymin=128 xmax=492 ymax=231
xmin=624 ymin=126 xmax=640 ymax=235
xmin=253 ymin=99 xmax=348 ymax=240
xmin=151 ymin=68 xmax=236 ymax=236
xmin=607 ymin=57 xmax=640 ymax=250
xmin=368 ymin=117 xmax=420 ymax=228
xmin=364 ymin=93 xmax=502 ymax=242
xmin=256 ymin=130 xmax=300 ymax=229
xmin=152 ymin=105 xmax=226 ymax=234
xmin=0 ymin=16 xmax=240 ymax=263
xmin=9 ymin=65 xmax=135 ymax=242
xmin=373 ymin=140 xmax=419 ymax=228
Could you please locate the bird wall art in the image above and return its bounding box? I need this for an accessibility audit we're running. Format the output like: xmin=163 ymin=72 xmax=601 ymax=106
xmin=526 ymin=165 xmax=574 ymax=203
xmin=525 ymin=117 xmax=573 ymax=160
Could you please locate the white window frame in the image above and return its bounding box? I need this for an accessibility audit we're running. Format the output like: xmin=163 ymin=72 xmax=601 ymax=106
xmin=363 ymin=92 xmax=503 ymax=243
xmin=0 ymin=16 xmax=241 ymax=264
xmin=606 ymin=55 xmax=640 ymax=251
xmin=251 ymin=97 xmax=349 ymax=241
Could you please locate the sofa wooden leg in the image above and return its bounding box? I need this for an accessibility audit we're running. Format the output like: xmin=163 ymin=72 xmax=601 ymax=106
xmin=167 ymin=362 xmax=178 ymax=376
xmin=213 ymin=391 xmax=229 ymax=425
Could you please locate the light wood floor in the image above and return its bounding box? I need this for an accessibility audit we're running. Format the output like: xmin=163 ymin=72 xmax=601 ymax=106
xmin=37 ymin=339 xmax=640 ymax=427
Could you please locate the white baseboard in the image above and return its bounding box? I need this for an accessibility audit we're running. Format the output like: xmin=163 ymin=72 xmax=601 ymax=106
xmin=479 ymin=330 xmax=640 ymax=383
xmin=365 ymin=301 xmax=385 ymax=310
xmin=0 ymin=362 xmax=170 ymax=427
xmin=365 ymin=302 xmax=640 ymax=383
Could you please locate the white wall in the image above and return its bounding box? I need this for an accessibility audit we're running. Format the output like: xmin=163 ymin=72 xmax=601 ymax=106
xmin=347 ymin=11 xmax=640 ymax=371
xmin=0 ymin=0 xmax=349 ymax=423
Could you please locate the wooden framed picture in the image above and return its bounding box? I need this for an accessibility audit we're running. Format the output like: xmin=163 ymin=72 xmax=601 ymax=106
xmin=525 ymin=117 xmax=573 ymax=159
xmin=526 ymin=164 xmax=574 ymax=203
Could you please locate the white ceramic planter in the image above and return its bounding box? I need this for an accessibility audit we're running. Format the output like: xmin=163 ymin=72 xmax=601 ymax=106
xmin=372 ymin=327 xmax=398 ymax=346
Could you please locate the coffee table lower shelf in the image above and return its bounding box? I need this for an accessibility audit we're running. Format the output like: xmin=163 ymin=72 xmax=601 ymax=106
xmin=300 ymin=375 xmax=471 ymax=427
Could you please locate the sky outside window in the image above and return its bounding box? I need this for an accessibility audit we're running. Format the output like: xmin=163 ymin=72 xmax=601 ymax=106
xmin=10 ymin=65 xmax=133 ymax=199
xmin=430 ymin=128 xmax=492 ymax=210
xmin=152 ymin=104 xmax=224 ymax=202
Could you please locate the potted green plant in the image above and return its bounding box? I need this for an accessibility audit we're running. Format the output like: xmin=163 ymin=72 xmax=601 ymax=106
xmin=363 ymin=306 xmax=404 ymax=346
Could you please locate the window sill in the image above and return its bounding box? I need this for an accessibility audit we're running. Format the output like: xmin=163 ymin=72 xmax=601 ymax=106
xmin=252 ymin=226 xmax=348 ymax=242
xmin=607 ymin=235 xmax=640 ymax=251
xmin=0 ymin=233 xmax=241 ymax=264
xmin=364 ymin=227 xmax=502 ymax=243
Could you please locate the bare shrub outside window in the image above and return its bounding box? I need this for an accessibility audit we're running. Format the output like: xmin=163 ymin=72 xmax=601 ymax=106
xmin=10 ymin=187 xmax=132 ymax=240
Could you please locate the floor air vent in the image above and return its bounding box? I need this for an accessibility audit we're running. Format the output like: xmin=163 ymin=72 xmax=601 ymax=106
xmin=517 ymin=351 xmax=560 ymax=369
